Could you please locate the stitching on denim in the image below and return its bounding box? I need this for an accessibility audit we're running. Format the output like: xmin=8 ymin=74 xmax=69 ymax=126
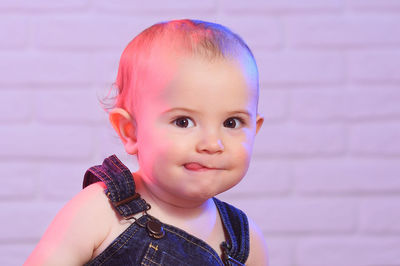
xmin=110 ymin=156 xmax=134 ymax=194
xmin=149 ymin=243 xmax=159 ymax=265
xmin=163 ymin=227 xmax=223 ymax=265
xmin=215 ymin=198 xmax=249 ymax=263
xmin=141 ymin=242 xmax=152 ymax=266
xmin=110 ymin=157 xmax=133 ymax=193
xmin=141 ymin=242 xmax=161 ymax=266
xmin=142 ymin=258 xmax=161 ymax=266
xmin=214 ymin=198 xmax=239 ymax=259
xmin=109 ymin=156 xmax=137 ymax=216
xmin=109 ymin=155 xmax=149 ymax=216
xmin=107 ymin=164 xmax=141 ymax=216
xmin=96 ymin=226 xmax=140 ymax=265
xmin=241 ymin=212 xmax=249 ymax=262
xmin=97 ymin=167 xmax=121 ymax=203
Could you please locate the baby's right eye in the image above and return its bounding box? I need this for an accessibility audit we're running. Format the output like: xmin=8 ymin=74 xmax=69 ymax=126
xmin=173 ymin=117 xmax=195 ymax=128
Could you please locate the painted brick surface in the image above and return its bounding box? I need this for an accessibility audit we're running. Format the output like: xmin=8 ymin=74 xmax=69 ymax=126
xmin=360 ymin=198 xmax=400 ymax=233
xmin=285 ymin=15 xmax=400 ymax=48
xmin=349 ymin=50 xmax=400 ymax=83
xmin=296 ymin=237 xmax=400 ymax=266
xmin=253 ymin=123 xmax=346 ymax=156
xmin=0 ymin=90 xmax=34 ymax=123
xmin=0 ymin=17 xmax=28 ymax=49
xmin=1 ymin=1 xmax=400 ymax=265
xmin=256 ymin=51 xmax=345 ymax=86
xmin=349 ymin=123 xmax=400 ymax=155
xmin=293 ymin=159 xmax=400 ymax=194
xmin=220 ymin=0 xmax=344 ymax=13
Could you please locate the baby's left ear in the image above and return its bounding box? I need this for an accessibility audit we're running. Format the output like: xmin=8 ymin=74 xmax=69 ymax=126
xmin=109 ymin=108 xmax=138 ymax=155
xmin=255 ymin=114 xmax=264 ymax=134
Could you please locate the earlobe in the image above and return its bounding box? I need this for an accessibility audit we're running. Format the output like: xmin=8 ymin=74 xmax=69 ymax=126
xmin=255 ymin=114 xmax=264 ymax=134
xmin=109 ymin=108 xmax=138 ymax=155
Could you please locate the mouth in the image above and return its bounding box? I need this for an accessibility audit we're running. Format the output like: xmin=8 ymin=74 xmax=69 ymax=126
xmin=184 ymin=162 xmax=220 ymax=171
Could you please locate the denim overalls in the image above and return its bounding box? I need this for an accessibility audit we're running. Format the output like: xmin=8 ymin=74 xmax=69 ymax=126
xmin=82 ymin=155 xmax=249 ymax=265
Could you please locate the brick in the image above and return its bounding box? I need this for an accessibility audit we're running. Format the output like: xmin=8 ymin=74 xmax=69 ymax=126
xmin=293 ymin=158 xmax=400 ymax=194
xmin=34 ymin=89 xmax=106 ymax=124
xmin=41 ymin=153 xmax=139 ymax=200
xmin=360 ymin=199 xmax=400 ymax=233
xmin=0 ymin=52 xmax=92 ymax=86
xmin=290 ymin=88 xmax=400 ymax=121
xmin=344 ymin=88 xmax=400 ymax=119
xmin=296 ymin=237 xmax=400 ymax=265
xmin=94 ymin=124 xmax=139 ymax=165
xmin=285 ymin=15 xmax=400 ymax=48
xmin=258 ymin=90 xmax=288 ymax=122
xmin=226 ymin=198 xmax=356 ymax=233
xmin=217 ymin=16 xmax=282 ymax=49
xmin=40 ymin=161 xmax=91 ymax=200
xmin=349 ymin=123 xmax=400 ymax=156
xmin=0 ymin=17 xmax=28 ymax=49
xmin=91 ymin=53 xmax=119 ymax=87
xmin=255 ymin=51 xmax=345 ymax=87
xmin=33 ymin=17 xmax=153 ymax=51
xmin=290 ymin=89 xmax=345 ymax=122
xmin=349 ymin=51 xmax=400 ymax=83
xmin=0 ymin=90 xmax=33 ymax=123
xmin=0 ymin=162 xmax=37 ymax=199
xmin=263 ymin=237 xmax=294 ymax=266
xmin=253 ymin=123 xmax=345 ymax=156
xmin=93 ymin=0 xmax=216 ymax=15
xmin=0 ymin=125 xmax=94 ymax=159
xmin=0 ymin=0 xmax=88 ymax=11
xmin=0 ymin=202 xmax=64 ymax=240
xmin=220 ymin=0 xmax=343 ymax=13
xmin=349 ymin=0 xmax=400 ymax=11
xmin=221 ymin=159 xmax=291 ymax=197
xmin=0 ymin=244 xmax=35 ymax=266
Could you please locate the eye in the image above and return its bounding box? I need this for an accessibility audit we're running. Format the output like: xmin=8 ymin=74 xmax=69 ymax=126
xmin=223 ymin=117 xmax=243 ymax=129
xmin=174 ymin=117 xmax=195 ymax=128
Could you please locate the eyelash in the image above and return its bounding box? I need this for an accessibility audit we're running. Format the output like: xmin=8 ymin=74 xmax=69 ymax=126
xmin=171 ymin=116 xmax=246 ymax=129
xmin=224 ymin=117 xmax=246 ymax=129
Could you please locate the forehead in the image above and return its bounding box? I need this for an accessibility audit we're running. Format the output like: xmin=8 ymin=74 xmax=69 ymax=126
xmin=171 ymin=57 xmax=255 ymax=96
xmin=134 ymin=51 xmax=259 ymax=119
xmin=161 ymin=54 xmax=255 ymax=95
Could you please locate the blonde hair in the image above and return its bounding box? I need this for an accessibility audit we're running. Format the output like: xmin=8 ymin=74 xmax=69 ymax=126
xmin=102 ymin=19 xmax=258 ymax=114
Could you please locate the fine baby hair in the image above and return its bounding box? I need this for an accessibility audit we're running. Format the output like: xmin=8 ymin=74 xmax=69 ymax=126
xmin=108 ymin=19 xmax=259 ymax=115
xmin=25 ymin=19 xmax=268 ymax=266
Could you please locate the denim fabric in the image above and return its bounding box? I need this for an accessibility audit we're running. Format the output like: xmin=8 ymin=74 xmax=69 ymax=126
xmin=83 ymin=155 xmax=249 ymax=265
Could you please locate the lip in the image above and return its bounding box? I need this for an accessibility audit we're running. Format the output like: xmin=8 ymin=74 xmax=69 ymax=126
xmin=184 ymin=162 xmax=221 ymax=171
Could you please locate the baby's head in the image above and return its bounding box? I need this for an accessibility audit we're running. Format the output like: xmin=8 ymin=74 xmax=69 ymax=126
xmin=109 ymin=19 xmax=264 ymax=205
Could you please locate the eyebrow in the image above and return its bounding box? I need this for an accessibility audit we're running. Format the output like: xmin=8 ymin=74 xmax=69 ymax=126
xmin=162 ymin=107 xmax=251 ymax=117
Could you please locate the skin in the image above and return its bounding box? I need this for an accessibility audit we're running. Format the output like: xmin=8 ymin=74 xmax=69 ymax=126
xmin=25 ymin=53 xmax=268 ymax=265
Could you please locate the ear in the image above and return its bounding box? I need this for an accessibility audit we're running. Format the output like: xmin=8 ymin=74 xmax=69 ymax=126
xmin=255 ymin=114 xmax=264 ymax=135
xmin=109 ymin=108 xmax=138 ymax=155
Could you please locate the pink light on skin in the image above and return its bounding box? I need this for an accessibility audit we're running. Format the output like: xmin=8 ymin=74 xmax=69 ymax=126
xmin=184 ymin=162 xmax=223 ymax=171
xmin=124 ymin=51 xmax=263 ymax=209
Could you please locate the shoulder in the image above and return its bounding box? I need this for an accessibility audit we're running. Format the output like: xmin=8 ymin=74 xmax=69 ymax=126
xmin=246 ymin=216 xmax=268 ymax=266
xmin=25 ymin=182 xmax=115 ymax=265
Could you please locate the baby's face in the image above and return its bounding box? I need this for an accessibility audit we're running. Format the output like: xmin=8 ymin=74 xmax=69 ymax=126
xmin=133 ymin=54 xmax=262 ymax=207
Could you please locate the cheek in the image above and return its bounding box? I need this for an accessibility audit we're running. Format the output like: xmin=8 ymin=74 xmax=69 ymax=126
xmin=138 ymin=127 xmax=182 ymax=171
xmin=233 ymin=130 xmax=255 ymax=166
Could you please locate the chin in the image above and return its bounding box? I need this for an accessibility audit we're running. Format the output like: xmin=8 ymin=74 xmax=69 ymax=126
xmin=181 ymin=189 xmax=215 ymax=203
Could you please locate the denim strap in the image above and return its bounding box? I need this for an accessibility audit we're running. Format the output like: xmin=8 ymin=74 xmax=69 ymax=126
xmin=213 ymin=197 xmax=250 ymax=264
xmin=83 ymin=155 xmax=148 ymax=217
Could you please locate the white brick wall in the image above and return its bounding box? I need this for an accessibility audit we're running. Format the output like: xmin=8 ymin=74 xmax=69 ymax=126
xmin=1 ymin=1 xmax=400 ymax=265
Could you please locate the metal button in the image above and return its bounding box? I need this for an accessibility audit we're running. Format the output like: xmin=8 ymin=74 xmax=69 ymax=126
xmin=146 ymin=219 xmax=165 ymax=239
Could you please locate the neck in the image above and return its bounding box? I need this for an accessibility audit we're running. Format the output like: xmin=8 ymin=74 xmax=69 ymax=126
xmin=132 ymin=171 xmax=215 ymax=220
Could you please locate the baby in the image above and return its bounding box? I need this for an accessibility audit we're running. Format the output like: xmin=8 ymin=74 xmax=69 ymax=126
xmin=25 ymin=19 xmax=267 ymax=265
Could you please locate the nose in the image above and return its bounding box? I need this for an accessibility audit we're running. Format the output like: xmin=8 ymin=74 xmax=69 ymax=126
xmin=196 ymin=129 xmax=224 ymax=154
